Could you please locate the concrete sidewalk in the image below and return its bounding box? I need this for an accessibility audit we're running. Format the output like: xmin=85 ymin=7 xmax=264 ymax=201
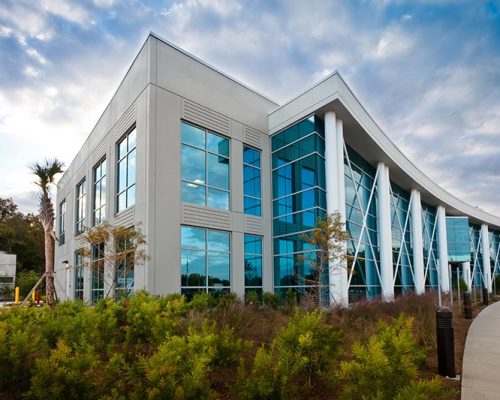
xmin=461 ymin=301 xmax=500 ymax=399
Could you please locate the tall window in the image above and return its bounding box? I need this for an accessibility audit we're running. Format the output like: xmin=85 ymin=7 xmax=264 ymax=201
xmin=115 ymin=234 xmax=134 ymax=299
xmin=117 ymin=127 xmax=136 ymax=212
xmin=245 ymin=234 xmax=262 ymax=296
xmin=91 ymin=242 xmax=105 ymax=302
xmin=181 ymin=226 xmax=230 ymax=296
xmin=76 ymin=179 xmax=86 ymax=235
xmin=243 ymin=147 xmax=261 ymax=216
xmin=74 ymin=249 xmax=84 ymax=300
xmin=59 ymin=199 xmax=66 ymax=245
xmin=181 ymin=122 xmax=230 ymax=210
xmin=93 ymin=158 xmax=107 ymax=225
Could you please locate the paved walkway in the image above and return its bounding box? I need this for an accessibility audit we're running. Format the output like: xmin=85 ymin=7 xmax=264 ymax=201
xmin=462 ymin=301 xmax=500 ymax=399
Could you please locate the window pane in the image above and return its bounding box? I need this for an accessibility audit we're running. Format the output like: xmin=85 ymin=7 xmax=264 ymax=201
xmin=181 ymin=123 xmax=205 ymax=149
xmin=207 ymin=154 xmax=229 ymax=190
xmin=181 ymin=226 xmax=206 ymax=250
xmin=207 ymin=230 xmax=230 ymax=252
xmin=94 ymin=185 xmax=101 ymax=210
xmin=127 ymin=184 xmax=136 ymax=208
xmin=101 ymin=177 xmax=107 ymax=205
xmin=118 ymin=137 xmax=127 ymax=160
xmin=244 ymin=165 xmax=261 ymax=197
xmin=244 ymin=235 xmax=262 ymax=254
xmin=181 ymin=250 xmax=206 ymax=286
xmin=118 ymin=192 xmax=126 ymax=212
xmin=207 ymin=252 xmax=230 ymax=286
xmin=182 ymin=145 xmax=206 ymax=184
xmin=127 ymin=149 xmax=136 ymax=186
xmin=181 ymin=182 xmax=205 ymax=206
xmin=245 ymin=256 xmax=262 ymax=286
xmin=128 ymin=128 xmax=136 ymax=151
xmin=207 ymin=132 xmax=229 ymax=157
xmin=207 ymin=188 xmax=229 ymax=210
xmin=244 ymin=197 xmax=261 ymax=216
xmin=243 ymin=147 xmax=260 ymax=167
xmin=118 ymin=160 xmax=127 ymax=192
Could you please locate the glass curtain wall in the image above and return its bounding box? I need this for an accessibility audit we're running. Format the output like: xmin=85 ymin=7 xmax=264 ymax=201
xmin=469 ymin=224 xmax=484 ymax=288
xmin=93 ymin=158 xmax=107 ymax=226
xmin=446 ymin=217 xmax=471 ymax=262
xmin=271 ymin=115 xmax=326 ymax=297
xmin=422 ymin=204 xmax=439 ymax=289
xmin=117 ymin=128 xmax=136 ymax=212
xmin=390 ymin=183 xmax=413 ymax=294
xmin=344 ymin=146 xmax=380 ymax=300
xmin=490 ymin=230 xmax=500 ymax=289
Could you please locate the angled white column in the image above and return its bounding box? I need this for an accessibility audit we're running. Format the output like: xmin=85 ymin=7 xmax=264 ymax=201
xmin=411 ymin=189 xmax=425 ymax=295
xmin=481 ymin=224 xmax=492 ymax=293
xmin=462 ymin=261 xmax=472 ymax=292
xmin=436 ymin=205 xmax=450 ymax=292
xmin=376 ymin=162 xmax=394 ymax=301
xmin=324 ymin=111 xmax=348 ymax=307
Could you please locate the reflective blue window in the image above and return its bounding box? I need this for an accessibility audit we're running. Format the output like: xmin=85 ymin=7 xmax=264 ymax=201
xmin=91 ymin=242 xmax=105 ymax=302
xmin=181 ymin=226 xmax=230 ymax=293
xmin=74 ymin=249 xmax=84 ymax=300
xmin=243 ymin=146 xmax=261 ymax=216
xmin=446 ymin=217 xmax=470 ymax=262
xmin=422 ymin=204 xmax=439 ymax=289
xmin=75 ymin=178 xmax=86 ymax=235
xmin=117 ymin=127 xmax=136 ymax=212
xmin=469 ymin=224 xmax=484 ymax=288
xmin=390 ymin=183 xmax=413 ymax=294
xmin=344 ymin=146 xmax=380 ymax=300
xmin=93 ymin=158 xmax=106 ymax=226
xmin=181 ymin=122 xmax=230 ymax=210
xmin=245 ymin=234 xmax=262 ymax=289
xmin=271 ymin=115 xmax=325 ymax=295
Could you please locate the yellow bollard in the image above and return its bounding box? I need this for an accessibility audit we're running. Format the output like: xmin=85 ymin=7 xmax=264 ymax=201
xmin=32 ymin=291 xmax=36 ymax=302
xmin=15 ymin=287 xmax=19 ymax=304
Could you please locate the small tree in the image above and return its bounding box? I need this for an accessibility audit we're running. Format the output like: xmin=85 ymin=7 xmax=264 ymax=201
xmin=81 ymin=223 xmax=149 ymax=301
xmin=300 ymin=211 xmax=349 ymax=308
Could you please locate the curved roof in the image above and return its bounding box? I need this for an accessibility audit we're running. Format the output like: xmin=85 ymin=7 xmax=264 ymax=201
xmin=268 ymin=72 xmax=500 ymax=231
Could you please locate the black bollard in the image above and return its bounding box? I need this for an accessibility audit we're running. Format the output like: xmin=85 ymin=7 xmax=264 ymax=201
xmin=463 ymin=292 xmax=473 ymax=319
xmin=482 ymin=287 xmax=489 ymax=306
xmin=436 ymin=307 xmax=456 ymax=378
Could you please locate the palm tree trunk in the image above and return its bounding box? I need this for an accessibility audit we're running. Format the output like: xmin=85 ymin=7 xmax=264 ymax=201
xmin=44 ymin=229 xmax=56 ymax=308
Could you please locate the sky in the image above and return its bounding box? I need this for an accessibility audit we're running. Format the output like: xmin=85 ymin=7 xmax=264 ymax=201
xmin=0 ymin=0 xmax=499 ymax=216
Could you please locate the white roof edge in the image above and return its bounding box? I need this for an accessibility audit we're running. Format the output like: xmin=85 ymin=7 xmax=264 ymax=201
xmin=271 ymin=72 xmax=500 ymax=230
xmin=149 ymin=32 xmax=279 ymax=106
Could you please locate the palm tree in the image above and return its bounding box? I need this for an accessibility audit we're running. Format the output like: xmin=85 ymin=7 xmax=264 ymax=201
xmin=29 ymin=159 xmax=64 ymax=308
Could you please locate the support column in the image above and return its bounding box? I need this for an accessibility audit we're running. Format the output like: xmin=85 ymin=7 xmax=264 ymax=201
xmin=411 ymin=189 xmax=425 ymax=295
xmin=437 ymin=205 xmax=450 ymax=292
xmin=462 ymin=261 xmax=472 ymax=292
xmin=481 ymin=224 xmax=492 ymax=293
xmin=376 ymin=163 xmax=394 ymax=301
xmin=324 ymin=111 xmax=348 ymax=306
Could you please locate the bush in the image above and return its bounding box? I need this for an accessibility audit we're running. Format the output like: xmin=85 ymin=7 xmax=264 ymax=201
xmin=245 ymin=290 xmax=261 ymax=306
xmin=190 ymin=292 xmax=217 ymax=311
xmin=335 ymin=315 xmax=449 ymax=400
xmin=236 ymin=310 xmax=342 ymax=399
xmin=262 ymin=292 xmax=280 ymax=308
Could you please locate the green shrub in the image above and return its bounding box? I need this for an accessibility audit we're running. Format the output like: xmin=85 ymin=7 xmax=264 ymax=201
xmin=28 ymin=341 xmax=100 ymax=400
xmin=190 ymin=292 xmax=217 ymax=311
xmin=262 ymin=292 xmax=280 ymax=308
xmin=335 ymin=315 xmax=448 ymax=400
xmin=236 ymin=310 xmax=342 ymax=399
xmin=245 ymin=290 xmax=261 ymax=306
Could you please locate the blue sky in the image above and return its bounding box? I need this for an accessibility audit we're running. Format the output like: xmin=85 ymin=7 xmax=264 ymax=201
xmin=0 ymin=0 xmax=499 ymax=215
